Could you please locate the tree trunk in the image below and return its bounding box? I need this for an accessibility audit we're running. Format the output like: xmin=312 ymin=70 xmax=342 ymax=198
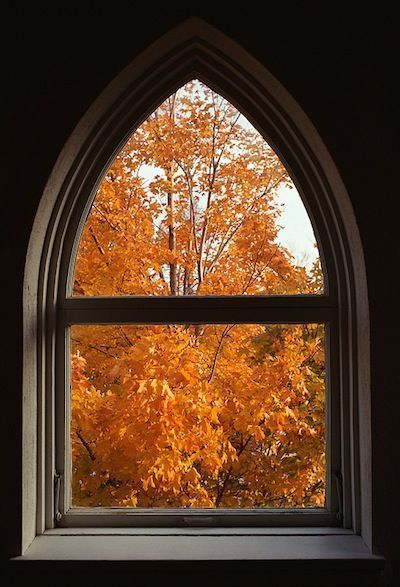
xmin=167 ymin=187 xmax=177 ymax=295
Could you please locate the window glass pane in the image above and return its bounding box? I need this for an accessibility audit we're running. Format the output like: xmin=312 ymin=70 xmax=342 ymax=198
xmin=70 ymin=323 xmax=326 ymax=508
xmin=72 ymin=80 xmax=323 ymax=296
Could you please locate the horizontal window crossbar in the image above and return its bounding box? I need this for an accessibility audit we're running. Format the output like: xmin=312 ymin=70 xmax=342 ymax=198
xmin=61 ymin=307 xmax=334 ymax=325
xmin=63 ymin=295 xmax=335 ymax=310
xmin=61 ymin=298 xmax=335 ymax=325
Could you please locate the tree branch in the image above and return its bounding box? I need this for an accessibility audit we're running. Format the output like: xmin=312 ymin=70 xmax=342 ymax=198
xmin=76 ymin=429 xmax=96 ymax=461
xmin=208 ymin=325 xmax=236 ymax=383
xmin=88 ymin=225 xmax=107 ymax=258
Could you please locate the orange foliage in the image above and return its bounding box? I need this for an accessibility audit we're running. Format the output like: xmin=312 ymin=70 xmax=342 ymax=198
xmin=71 ymin=81 xmax=325 ymax=508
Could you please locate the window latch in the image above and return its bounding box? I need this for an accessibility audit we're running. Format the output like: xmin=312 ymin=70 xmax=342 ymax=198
xmin=334 ymin=470 xmax=343 ymax=522
xmin=54 ymin=471 xmax=63 ymax=523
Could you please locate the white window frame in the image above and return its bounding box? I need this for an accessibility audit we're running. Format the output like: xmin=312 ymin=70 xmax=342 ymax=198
xmin=21 ymin=17 xmax=375 ymax=569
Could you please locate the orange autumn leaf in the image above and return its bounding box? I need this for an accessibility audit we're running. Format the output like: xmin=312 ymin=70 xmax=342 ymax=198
xmin=69 ymin=81 xmax=325 ymax=510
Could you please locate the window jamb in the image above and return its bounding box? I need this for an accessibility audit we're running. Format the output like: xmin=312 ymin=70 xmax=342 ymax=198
xmin=21 ymin=18 xmax=368 ymax=549
xmin=52 ymin=54 xmax=347 ymax=531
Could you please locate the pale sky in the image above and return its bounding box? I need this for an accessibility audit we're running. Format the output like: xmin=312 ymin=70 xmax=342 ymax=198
xmin=132 ymin=81 xmax=320 ymax=272
xmin=236 ymin=112 xmax=318 ymax=270
xmin=139 ymin=164 xmax=318 ymax=272
xmin=274 ymin=184 xmax=318 ymax=270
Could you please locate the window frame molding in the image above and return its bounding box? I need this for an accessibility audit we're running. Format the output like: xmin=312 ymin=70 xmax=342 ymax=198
xmin=22 ymin=17 xmax=371 ymax=554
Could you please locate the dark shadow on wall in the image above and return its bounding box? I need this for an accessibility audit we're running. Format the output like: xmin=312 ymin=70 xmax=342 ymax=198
xmin=1 ymin=2 xmax=398 ymax=585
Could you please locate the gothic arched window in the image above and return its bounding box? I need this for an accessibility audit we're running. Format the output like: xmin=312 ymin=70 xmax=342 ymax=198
xmin=24 ymin=20 xmax=370 ymax=542
xmin=67 ymin=80 xmax=328 ymax=518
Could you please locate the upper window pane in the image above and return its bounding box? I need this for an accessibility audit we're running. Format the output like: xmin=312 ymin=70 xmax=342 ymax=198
xmin=72 ymin=81 xmax=323 ymax=296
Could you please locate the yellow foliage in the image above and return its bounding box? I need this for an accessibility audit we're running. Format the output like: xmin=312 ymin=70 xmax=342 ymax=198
xmin=70 ymin=81 xmax=326 ymax=509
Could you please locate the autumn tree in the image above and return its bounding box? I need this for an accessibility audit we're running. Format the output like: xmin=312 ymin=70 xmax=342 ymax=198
xmin=71 ymin=80 xmax=325 ymax=508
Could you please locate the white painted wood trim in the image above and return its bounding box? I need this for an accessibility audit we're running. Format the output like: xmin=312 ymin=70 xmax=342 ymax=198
xmin=22 ymin=16 xmax=371 ymax=555
xmin=15 ymin=534 xmax=381 ymax=562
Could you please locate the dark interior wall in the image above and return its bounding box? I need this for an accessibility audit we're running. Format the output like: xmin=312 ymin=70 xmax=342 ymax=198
xmin=1 ymin=2 xmax=398 ymax=585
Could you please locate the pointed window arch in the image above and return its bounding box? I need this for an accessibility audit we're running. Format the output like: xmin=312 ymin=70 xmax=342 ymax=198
xmin=72 ymin=79 xmax=323 ymax=298
xmin=65 ymin=80 xmax=330 ymax=516
xmin=22 ymin=18 xmax=371 ymax=546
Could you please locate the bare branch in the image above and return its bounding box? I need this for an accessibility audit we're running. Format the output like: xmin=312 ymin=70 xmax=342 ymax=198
xmin=76 ymin=429 xmax=96 ymax=461
xmin=208 ymin=325 xmax=236 ymax=383
xmin=88 ymin=226 xmax=107 ymax=258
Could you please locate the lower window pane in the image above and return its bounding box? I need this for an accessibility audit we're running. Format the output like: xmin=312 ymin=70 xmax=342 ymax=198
xmin=70 ymin=323 xmax=326 ymax=508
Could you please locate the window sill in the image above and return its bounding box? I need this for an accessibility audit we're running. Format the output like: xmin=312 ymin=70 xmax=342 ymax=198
xmin=9 ymin=530 xmax=384 ymax=587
